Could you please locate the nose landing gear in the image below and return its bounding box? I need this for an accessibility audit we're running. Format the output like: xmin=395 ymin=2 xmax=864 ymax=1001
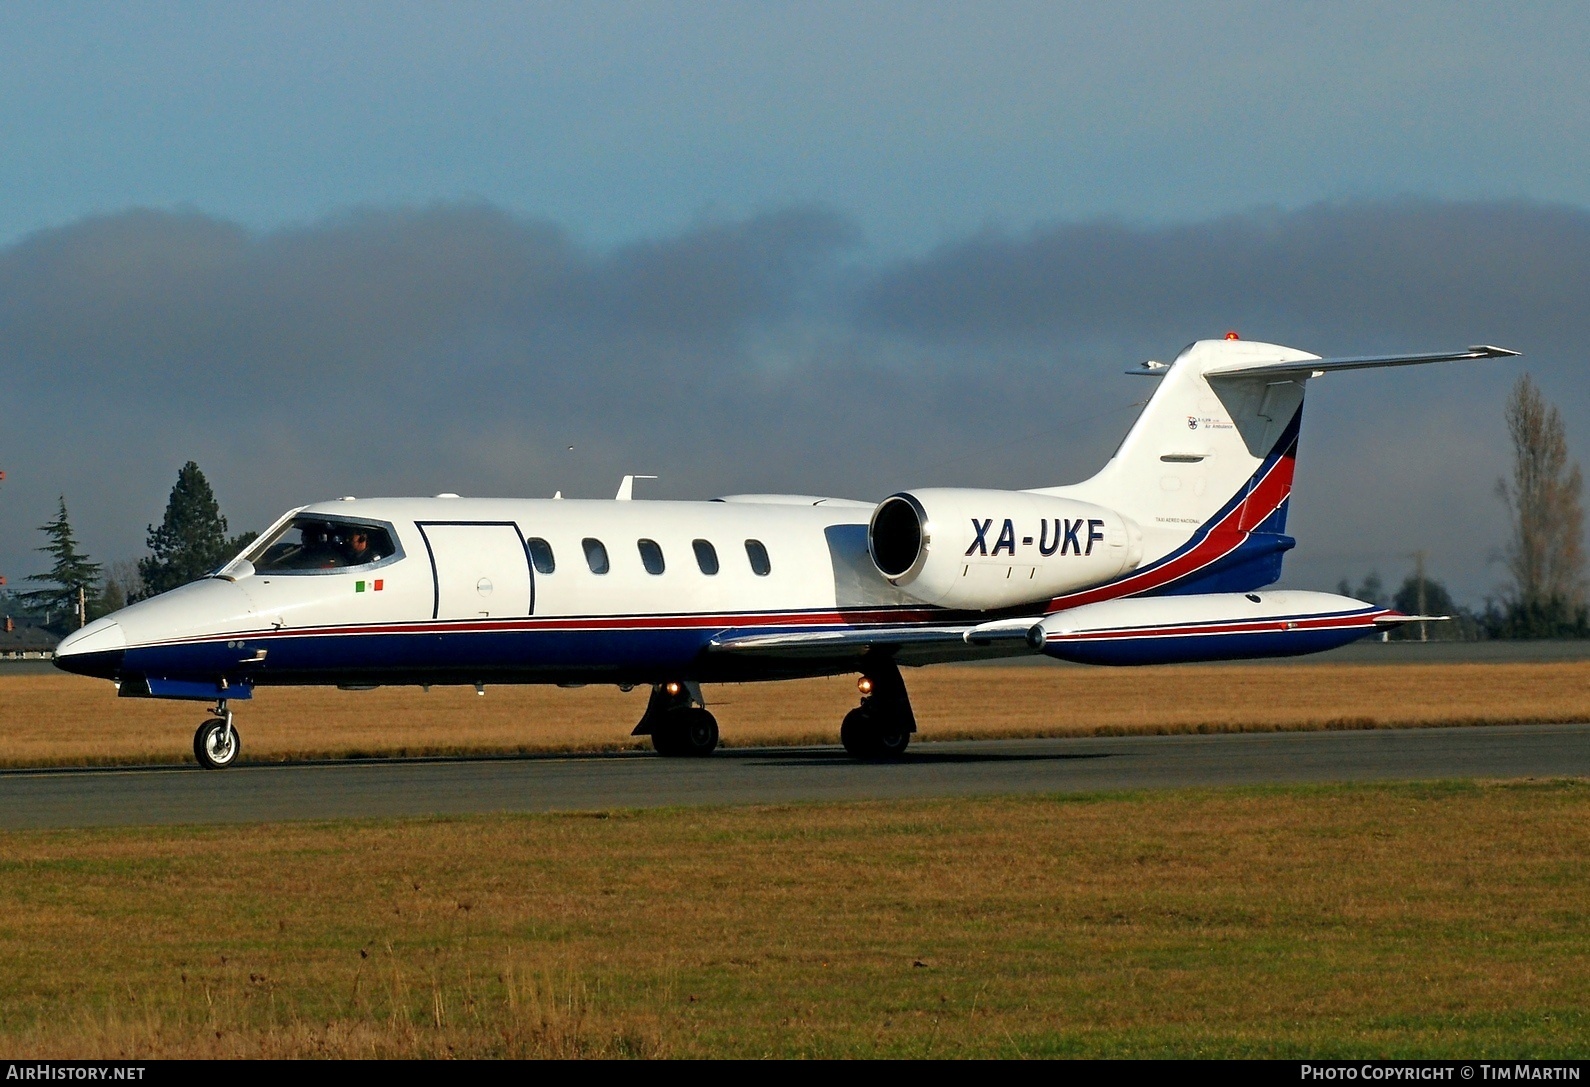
xmin=193 ymin=702 xmax=241 ymax=769
xmin=632 ymin=681 xmax=719 ymax=757
xmin=841 ymin=658 xmax=914 ymax=760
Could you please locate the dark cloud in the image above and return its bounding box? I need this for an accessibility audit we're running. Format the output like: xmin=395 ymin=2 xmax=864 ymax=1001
xmin=0 ymin=203 xmax=855 ymax=394
xmin=2 ymin=198 xmax=1586 ymax=605
xmin=860 ymin=200 xmax=1590 ymax=356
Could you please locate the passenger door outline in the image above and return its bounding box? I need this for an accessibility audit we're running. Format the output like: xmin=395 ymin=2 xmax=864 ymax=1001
xmin=415 ymin=521 xmax=535 ymax=620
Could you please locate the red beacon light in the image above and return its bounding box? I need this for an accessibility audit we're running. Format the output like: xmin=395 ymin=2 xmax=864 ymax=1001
xmin=1224 ymin=330 xmax=1240 ymax=341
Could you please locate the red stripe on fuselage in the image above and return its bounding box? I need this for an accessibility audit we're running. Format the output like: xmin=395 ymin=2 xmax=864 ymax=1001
xmin=1044 ymin=449 xmax=1297 ymax=613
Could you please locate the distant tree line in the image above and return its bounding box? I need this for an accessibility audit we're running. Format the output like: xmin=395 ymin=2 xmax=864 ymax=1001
xmin=1337 ymin=373 xmax=1588 ymax=641
xmin=7 ymin=462 xmax=255 ymax=636
xmin=1336 ymin=572 xmax=1488 ymax=642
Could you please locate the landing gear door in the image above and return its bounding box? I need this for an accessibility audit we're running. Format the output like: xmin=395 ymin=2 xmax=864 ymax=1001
xmin=417 ymin=522 xmax=533 ymax=620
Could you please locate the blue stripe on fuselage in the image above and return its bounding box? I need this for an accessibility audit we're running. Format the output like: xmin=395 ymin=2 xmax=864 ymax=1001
xmin=112 ymin=619 xmax=857 ymax=690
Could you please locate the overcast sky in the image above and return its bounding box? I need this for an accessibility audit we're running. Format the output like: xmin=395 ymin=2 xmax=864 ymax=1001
xmin=3 ymin=2 xmax=1589 ymax=605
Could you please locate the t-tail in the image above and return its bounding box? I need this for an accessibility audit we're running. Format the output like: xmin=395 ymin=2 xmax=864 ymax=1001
xmin=1030 ymin=337 xmax=1520 ymax=608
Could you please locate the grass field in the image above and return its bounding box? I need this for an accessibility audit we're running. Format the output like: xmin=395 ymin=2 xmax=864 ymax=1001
xmin=2 ymin=780 xmax=1587 ymax=1058
xmin=2 ymin=660 xmax=1590 ymax=767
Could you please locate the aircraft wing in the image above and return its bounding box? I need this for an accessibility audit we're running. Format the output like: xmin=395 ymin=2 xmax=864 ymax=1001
xmin=706 ymin=606 xmax=1448 ymax=664
xmin=1203 ymin=344 xmax=1519 ymax=379
xmin=706 ymin=617 xmax=1041 ymax=663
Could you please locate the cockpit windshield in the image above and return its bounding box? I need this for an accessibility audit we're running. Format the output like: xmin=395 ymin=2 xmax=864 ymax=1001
xmin=248 ymin=517 xmax=398 ymax=573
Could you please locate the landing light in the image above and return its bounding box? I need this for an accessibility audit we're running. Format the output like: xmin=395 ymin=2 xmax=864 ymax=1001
xmin=666 ymin=681 xmax=682 ymax=696
xmin=857 ymin=677 xmax=874 ymax=695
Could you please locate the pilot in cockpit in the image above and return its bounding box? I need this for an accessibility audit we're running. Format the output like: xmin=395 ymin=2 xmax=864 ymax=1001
xmin=346 ymin=529 xmax=379 ymax=566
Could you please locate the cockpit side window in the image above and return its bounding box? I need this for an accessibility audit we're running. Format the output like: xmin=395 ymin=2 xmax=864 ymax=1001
xmin=248 ymin=518 xmax=398 ymax=573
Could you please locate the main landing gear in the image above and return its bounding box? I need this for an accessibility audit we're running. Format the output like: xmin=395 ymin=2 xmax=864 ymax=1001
xmin=193 ymin=701 xmax=241 ymax=770
xmin=841 ymin=658 xmax=915 ymax=761
xmin=633 ymin=681 xmax=719 ymax=757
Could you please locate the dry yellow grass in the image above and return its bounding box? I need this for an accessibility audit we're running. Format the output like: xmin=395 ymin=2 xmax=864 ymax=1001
xmin=2 ymin=660 xmax=1588 ymax=767
xmin=2 ymin=781 xmax=1588 ymax=1057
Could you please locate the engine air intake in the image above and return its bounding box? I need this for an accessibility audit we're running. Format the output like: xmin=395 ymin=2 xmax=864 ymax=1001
xmin=869 ymin=495 xmax=925 ymax=578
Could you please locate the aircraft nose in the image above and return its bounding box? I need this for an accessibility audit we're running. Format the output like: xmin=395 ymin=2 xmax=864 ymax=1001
xmin=53 ymin=618 xmax=127 ymax=678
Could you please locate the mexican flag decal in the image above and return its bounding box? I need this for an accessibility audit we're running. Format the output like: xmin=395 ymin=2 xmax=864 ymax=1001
xmin=355 ymin=579 xmax=384 ymax=593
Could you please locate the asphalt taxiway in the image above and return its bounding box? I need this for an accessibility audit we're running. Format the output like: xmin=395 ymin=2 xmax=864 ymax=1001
xmin=1 ymin=723 xmax=1586 ymax=830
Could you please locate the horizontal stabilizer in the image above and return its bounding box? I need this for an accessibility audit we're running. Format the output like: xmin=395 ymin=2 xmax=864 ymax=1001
xmin=1371 ymin=613 xmax=1450 ymax=626
xmin=1203 ymin=344 xmax=1519 ymax=379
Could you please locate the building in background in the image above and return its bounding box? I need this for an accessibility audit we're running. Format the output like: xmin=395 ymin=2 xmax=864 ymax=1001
xmin=0 ymin=615 xmax=59 ymax=659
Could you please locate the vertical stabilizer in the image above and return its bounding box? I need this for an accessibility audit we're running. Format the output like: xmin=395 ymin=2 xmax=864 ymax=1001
xmin=1032 ymin=338 xmax=1319 ymax=603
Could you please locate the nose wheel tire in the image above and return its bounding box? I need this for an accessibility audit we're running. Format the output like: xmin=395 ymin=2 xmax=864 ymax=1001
xmin=193 ymin=718 xmax=241 ymax=769
xmin=840 ymin=706 xmax=911 ymax=761
xmin=651 ymin=707 xmax=719 ymax=757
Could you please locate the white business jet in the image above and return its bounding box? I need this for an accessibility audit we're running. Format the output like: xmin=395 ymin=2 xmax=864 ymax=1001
xmin=55 ymin=336 xmax=1517 ymax=768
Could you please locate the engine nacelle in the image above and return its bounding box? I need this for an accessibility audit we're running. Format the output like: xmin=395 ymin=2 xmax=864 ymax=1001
xmin=868 ymin=488 xmax=1143 ymax=610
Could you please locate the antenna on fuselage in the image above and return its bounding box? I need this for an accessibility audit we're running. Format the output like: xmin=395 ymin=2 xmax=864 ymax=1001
xmin=615 ymin=475 xmax=658 ymax=501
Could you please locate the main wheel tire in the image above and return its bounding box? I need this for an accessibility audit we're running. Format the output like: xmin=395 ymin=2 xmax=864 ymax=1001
xmin=651 ymin=707 xmax=719 ymax=757
xmin=193 ymin=718 xmax=241 ymax=769
xmin=840 ymin=706 xmax=911 ymax=761
xmin=650 ymin=721 xmax=681 ymax=756
xmin=679 ymin=707 xmax=719 ymax=756
xmin=874 ymin=717 xmax=911 ymax=759
xmin=840 ymin=707 xmax=872 ymax=757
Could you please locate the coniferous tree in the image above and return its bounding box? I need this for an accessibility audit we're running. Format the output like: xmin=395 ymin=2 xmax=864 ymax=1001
xmin=19 ymin=497 xmax=102 ymax=631
xmin=138 ymin=462 xmax=250 ymax=597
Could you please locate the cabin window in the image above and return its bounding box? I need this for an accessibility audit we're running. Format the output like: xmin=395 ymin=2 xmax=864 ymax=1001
xmin=638 ymin=538 xmax=665 ymax=575
xmin=745 ymin=539 xmax=771 ymax=576
xmin=692 ymin=539 xmax=719 ymax=575
xmin=249 ymin=517 xmax=399 ymax=573
xmin=582 ymin=538 xmax=610 ymax=575
xmin=526 ymin=537 xmax=555 ymax=575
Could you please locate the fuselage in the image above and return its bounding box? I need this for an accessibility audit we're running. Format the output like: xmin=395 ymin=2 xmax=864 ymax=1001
xmin=56 ymin=494 xmax=972 ymax=696
xmin=55 ymin=487 xmax=1392 ymax=705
